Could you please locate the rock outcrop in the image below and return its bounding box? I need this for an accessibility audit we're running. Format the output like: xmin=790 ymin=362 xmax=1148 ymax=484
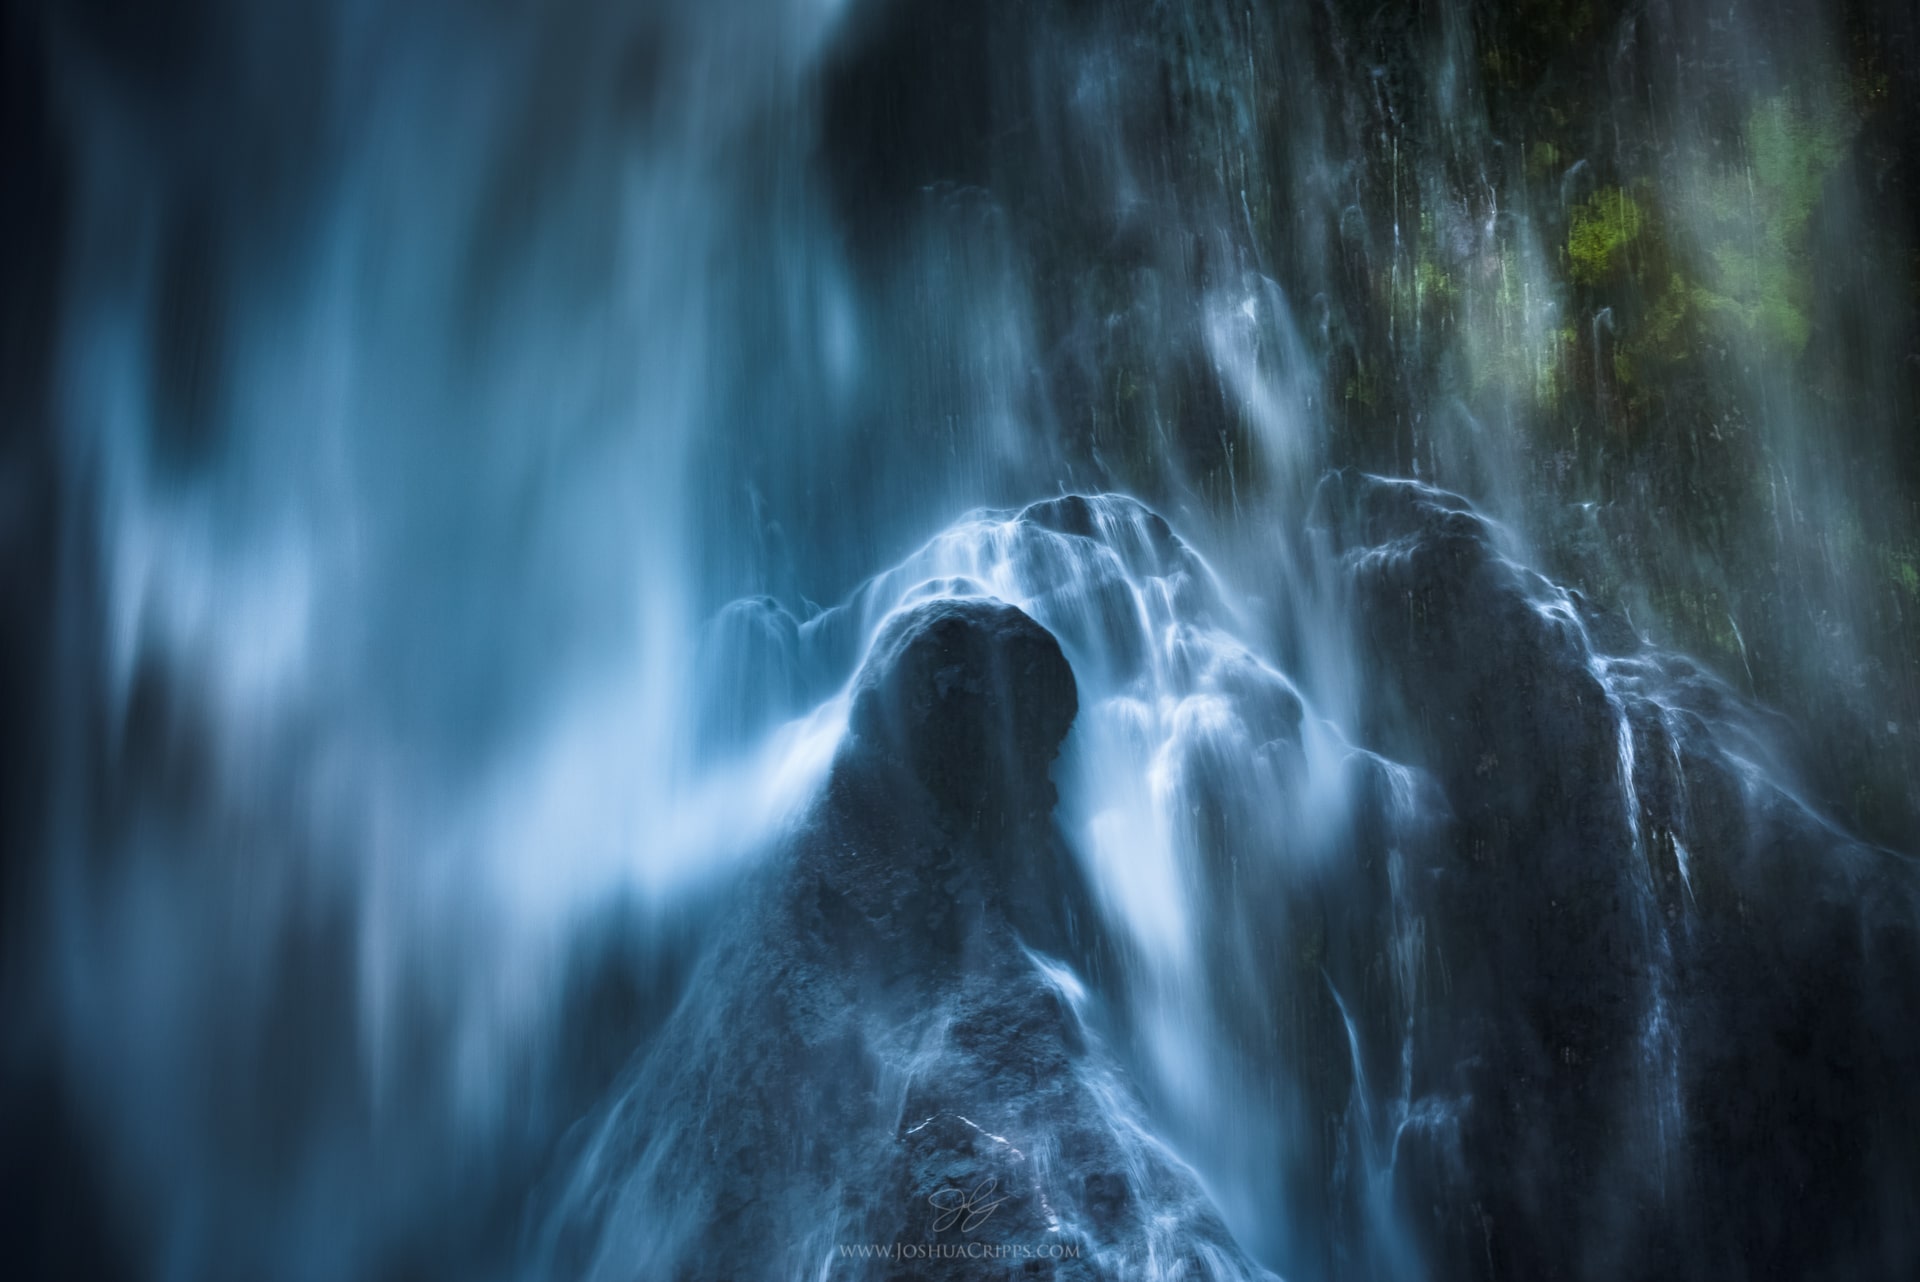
xmin=533 ymin=598 xmax=1272 ymax=1282
xmin=1314 ymin=469 xmax=1920 ymax=1280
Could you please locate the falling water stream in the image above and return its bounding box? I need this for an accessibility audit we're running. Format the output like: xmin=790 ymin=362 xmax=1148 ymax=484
xmin=8 ymin=1 xmax=1919 ymax=1280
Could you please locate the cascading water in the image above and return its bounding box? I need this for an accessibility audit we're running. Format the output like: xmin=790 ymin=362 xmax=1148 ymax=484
xmin=5 ymin=1 xmax=1917 ymax=1280
xmin=688 ymin=494 xmax=1437 ymax=1269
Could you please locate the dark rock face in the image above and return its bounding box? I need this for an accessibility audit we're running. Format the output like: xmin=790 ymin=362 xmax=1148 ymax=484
xmin=534 ymin=598 xmax=1271 ymax=1281
xmin=540 ymin=484 xmax=1917 ymax=1282
xmin=1312 ymin=469 xmax=1920 ymax=1281
xmin=849 ymin=599 xmax=1077 ymax=832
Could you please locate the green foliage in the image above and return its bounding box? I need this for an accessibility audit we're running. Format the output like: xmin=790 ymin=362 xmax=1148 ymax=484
xmin=1459 ymin=237 xmax=1565 ymax=408
xmin=1687 ymin=97 xmax=1854 ymax=355
xmin=1612 ymin=273 xmax=1694 ymax=391
xmin=1889 ymin=545 xmax=1920 ymax=600
xmin=1415 ymin=254 xmax=1455 ymax=304
xmin=1568 ymin=187 xmax=1644 ymax=285
xmin=1343 ymin=364 xmax=1379 ymax=410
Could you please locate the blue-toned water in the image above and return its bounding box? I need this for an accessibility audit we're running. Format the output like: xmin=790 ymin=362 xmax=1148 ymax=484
xmin=9 ymin=1 xmax=1918 ymax=1279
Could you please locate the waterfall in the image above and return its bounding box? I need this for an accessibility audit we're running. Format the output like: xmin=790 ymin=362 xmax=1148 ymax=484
xmin=6 ymin=1 xmax=1917 ymax=1280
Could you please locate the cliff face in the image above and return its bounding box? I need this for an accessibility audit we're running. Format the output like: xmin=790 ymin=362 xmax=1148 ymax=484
xmin=1316 ymin=471 xmax=1920 ymax=1279
xmin=540 ymin=495 xmax=1917 ymax=1281
xmin=816 ymin=0 xmax=1920 ymax=846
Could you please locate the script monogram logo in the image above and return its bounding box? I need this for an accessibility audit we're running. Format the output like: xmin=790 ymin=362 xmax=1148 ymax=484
xmin=927 ymin=1178 xmax=1010 ymax=1234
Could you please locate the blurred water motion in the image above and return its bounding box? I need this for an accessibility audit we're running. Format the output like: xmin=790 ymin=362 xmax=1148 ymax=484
xmin=3 ymin=1 xmax=1917 ymax=1279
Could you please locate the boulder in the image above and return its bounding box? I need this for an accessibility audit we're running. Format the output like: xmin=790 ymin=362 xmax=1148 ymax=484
xmin=532 ymin=597 xmax=1272 ymax=1282
xmin=848 ymin=598 xmax=1077 ymax=832
xmin=1312 ymin=468 xmax=1920 ymax=1280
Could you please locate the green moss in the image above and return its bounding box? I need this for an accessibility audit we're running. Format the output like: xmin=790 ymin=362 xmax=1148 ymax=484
xmin=1687 ymin=96 xmax=1854 ymax=356
xmin=1415 ymin=255 xmax=1455 ymax=303
xmin=1612 ymin=272 xmax=1694 ymax=398
xmin=1748 ymin=98 xmax=1848 ymax=232
xmin=1641 ymin=274 xmax=1691 ymax=347
xmin=1480 ymin=46 xmax=1516 ymax=87
xmin=1344 ymin=366 xmax=1379 ymax=409
xmin=1568 ymin=187 xmax=1645 ymax=285
xmin=1459 ymin=237 xmax=1566 ymax=407
xmin=1889 ymin=546 xmax=1920 ymax=600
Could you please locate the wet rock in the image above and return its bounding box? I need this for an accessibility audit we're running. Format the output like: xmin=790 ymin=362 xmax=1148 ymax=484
xmin=533 ymin=597 xmax=1271 ymax=1282
xmin=848 ymin=598 xmax=1077 ymax=832
xmin=1313 ymin=468 xmax=1920 ymax=1281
